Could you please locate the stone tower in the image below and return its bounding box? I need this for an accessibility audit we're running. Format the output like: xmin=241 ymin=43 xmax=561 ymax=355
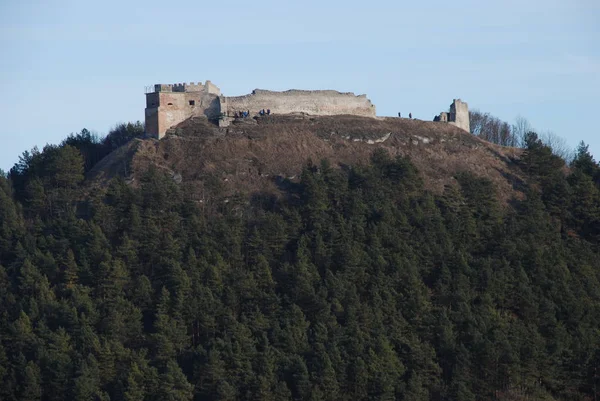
xmin=448 ymin=99 xmax=470 ymax=132
xmin=434 ymin=99 xmax=470 ymax=133
xmin=144 ymin=81 xmax=222 ymax=139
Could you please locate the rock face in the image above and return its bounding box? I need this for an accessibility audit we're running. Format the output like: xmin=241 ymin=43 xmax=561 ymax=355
xmin=145 ymin=82 xmax=376 ymax=139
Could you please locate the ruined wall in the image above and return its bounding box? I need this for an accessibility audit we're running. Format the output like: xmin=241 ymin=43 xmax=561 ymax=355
xmin=145 ymin=82 xmax=222 ymax=139
xmin=146 ymin=83 xmax=378 ymax=139
xmin=433 ymin=99 xmax=469 ymax=132
xmin=448 ymin=99 xmax=469 ymax=132
xmin=224 ymin=89 xmax=376 ymax=118
xmin=145 ymin=92 xmax=162 ymax=138
xmin=204 ymin=80 xmax=221 ymax=95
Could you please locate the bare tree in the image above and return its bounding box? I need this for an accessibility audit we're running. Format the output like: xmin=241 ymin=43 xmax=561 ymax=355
xmin=539 ymin=130 xmax=575 ymax=162
xmin=469 ymin=110 xmax=517 ymax=146
xmin=499 ymin=121 xmax=517 ymax=147
xmin=512 ymin=115 xmax=533 ymax=148
xmin=469 ymin=109 xmax=489 ymax=136
xmin=470 ymin=111 xmax=572 ymax=157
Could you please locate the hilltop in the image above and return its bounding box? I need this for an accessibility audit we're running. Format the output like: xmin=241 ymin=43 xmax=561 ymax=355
xmin=89 ymin=115 xmax=523 ymax=202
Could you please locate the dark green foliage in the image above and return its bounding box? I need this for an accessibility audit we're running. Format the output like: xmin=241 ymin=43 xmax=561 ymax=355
xmin=1 ymin=138 xmax=599 ymax=401
xmin=62 ymin=128 xmax=105 ymax=172
xmin=571 ymin=141 xmax=599 ymax=180
xmin=62 ymin=123 xmax=145 ymax=173
xmin=103 ymin=122 xmax=145 ymax=151
xmin=12 ymin=122 xmax=144 ymax=184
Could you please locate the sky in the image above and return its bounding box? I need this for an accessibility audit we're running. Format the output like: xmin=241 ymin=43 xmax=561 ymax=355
xmin=1 ymin=0 xmax=599 ymax=171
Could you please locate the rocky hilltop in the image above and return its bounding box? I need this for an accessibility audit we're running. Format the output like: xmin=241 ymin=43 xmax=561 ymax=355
xmin=89 ymin=115 xmax=524 ymax=202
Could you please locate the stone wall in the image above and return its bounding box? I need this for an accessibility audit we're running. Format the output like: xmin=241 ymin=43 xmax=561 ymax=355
xmin=145 ymin=82 xmax=377 ymax=139
xmin=224 ymin=89 xmax=376 ymax=118
xmin=145 ymin=85 xmax=221 ymax=139
xmin=205 ymin=80 xmax=221 ymax=96
xmin=448 ymin=99 xmax=469 ymax=133
xmin=433 ymin=99 xmax=470 ymax=132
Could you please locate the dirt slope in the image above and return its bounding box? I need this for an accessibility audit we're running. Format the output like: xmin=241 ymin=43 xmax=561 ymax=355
xmin=87 ymin=115 xmax=525 ymax=202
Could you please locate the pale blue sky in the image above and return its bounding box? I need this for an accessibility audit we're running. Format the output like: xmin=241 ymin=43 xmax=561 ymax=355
xmin=1 ymin=0 xmax=599 ymax=171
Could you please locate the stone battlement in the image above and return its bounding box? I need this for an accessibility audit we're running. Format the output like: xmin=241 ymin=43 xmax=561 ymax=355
xmin=172 ymin=82 xmax=204 ymax=92
xmin=152 ymin=81 xmax=220 ymax=95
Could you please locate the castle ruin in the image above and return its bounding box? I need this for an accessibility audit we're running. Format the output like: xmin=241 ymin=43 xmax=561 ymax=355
xmin=145 ymin=81 xmax=376 ymax=139
xmin=433 ymin=99 xmax=470 ymax=133
xmin=144 ymin=81 xmax=222 ymax=139
xmin=145 ymin=81 xmax=471 ymax=139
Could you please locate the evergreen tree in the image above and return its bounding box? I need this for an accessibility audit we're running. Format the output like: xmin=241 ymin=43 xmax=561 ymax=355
xmin=1 ymin=135 xmax=599 ymax=401
xmin=20 ymin=361 xmax=42 ymax=401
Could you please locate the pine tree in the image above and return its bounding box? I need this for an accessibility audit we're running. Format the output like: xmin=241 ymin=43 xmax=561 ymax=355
xmin=571 ymin=141 xmax=599 ymax=179
xmin=124 ymin=362 xmax=146 ymax=401
xmin=73 ymin=354 xmax=104 ymax=401
xmin=62 ymin=249 xmax=79 ymax=290
xmin=20 ymin=361 xmax=42 ymax=401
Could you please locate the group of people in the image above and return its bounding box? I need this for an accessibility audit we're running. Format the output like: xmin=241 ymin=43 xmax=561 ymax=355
xmin=234 ymin=110 xmax=251 ymax=118
xmin=234 ymin=109 xmax=271 ymax=118
xmin=398 ymin=112 xmax=412 ymax=118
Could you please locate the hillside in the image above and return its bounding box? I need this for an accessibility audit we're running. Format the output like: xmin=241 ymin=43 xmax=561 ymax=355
xmin=3 ymin=114 xmax=600 ymax=401
xmin=88 ymin=115 xmax=524 ymax=202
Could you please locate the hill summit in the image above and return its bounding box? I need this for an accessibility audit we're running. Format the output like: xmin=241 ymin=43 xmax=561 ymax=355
xmin=4 ymin=96 xmax=600 ymax=401
xmin=89 ymin=114 xmax=523 ymax=204
xmin=143 ymin=81 xmax=469 ymax=138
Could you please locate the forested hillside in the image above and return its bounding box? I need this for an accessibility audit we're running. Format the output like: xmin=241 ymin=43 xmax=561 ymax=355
xmin=1 ymin=128 xmax=599 ymax=401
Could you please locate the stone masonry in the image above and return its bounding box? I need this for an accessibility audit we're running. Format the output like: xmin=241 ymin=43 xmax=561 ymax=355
xmin=223 ymin=89 xmax=376 ymax=119
xmin=145 ymin=81 xmax=221 ymax=139
xmin=145 ymin=81 xmax=376 ymax=139
xmin=434 ymin=99 xmax=470 ymax=133
xmin=145 ymin=81 xmax=470 ymax=139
